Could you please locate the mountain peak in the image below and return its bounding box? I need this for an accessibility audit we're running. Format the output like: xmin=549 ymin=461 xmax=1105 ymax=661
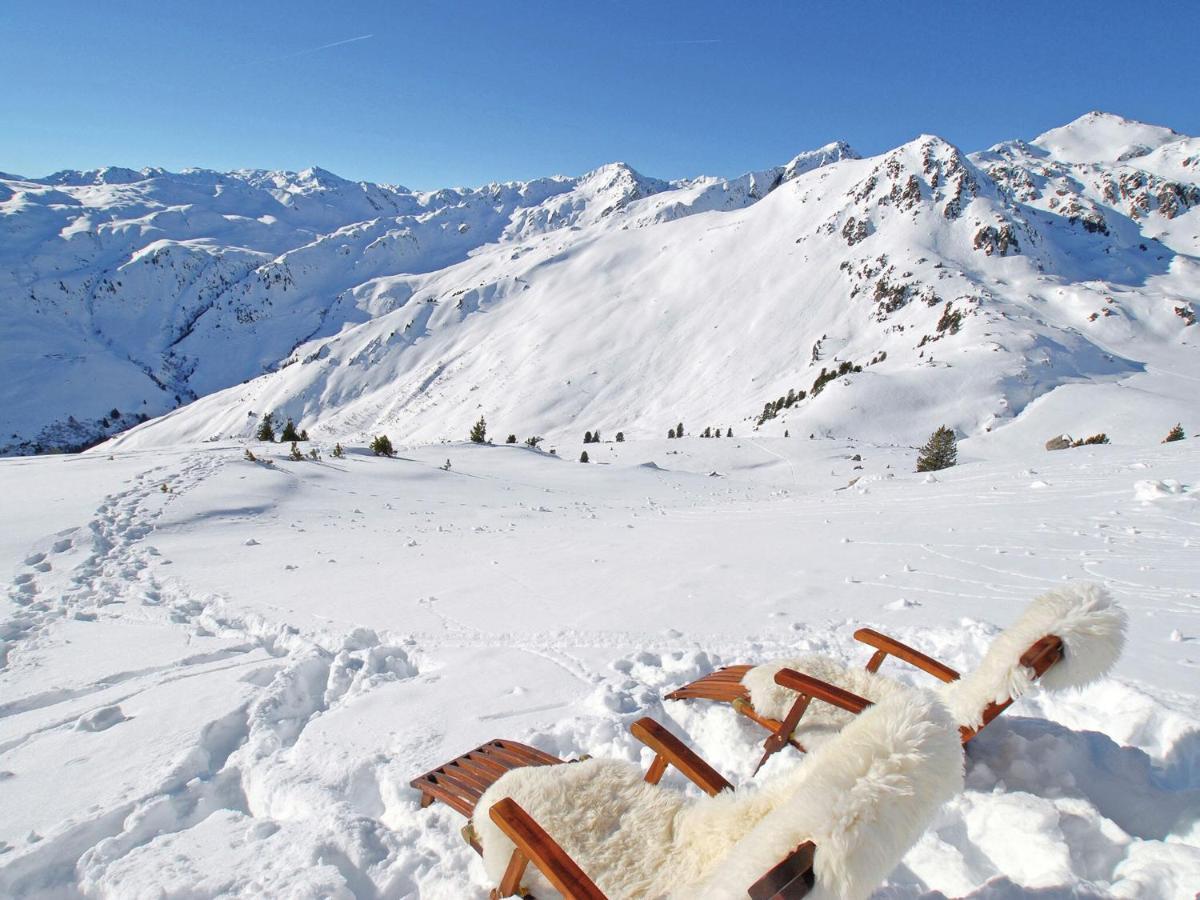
xmin=1032 ymin=111 xmax=1183 ymax=164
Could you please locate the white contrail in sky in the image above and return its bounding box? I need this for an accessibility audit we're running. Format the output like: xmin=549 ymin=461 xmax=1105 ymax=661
xmin=237 ymin=33 xmax=375 ymax=67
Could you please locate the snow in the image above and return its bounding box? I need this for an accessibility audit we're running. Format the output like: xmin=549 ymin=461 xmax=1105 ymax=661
xmin=2 ymin=434 xmax=1198 ymax=897
xmin=6 ymin=112 xmax=1198 ymax=458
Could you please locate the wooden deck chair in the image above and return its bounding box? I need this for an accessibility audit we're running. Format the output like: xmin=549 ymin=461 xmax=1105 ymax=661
xmin=413 ymin=682 xmax=963 ymax=899
xmin=665 ymin=582 xmax=1125 ymax=771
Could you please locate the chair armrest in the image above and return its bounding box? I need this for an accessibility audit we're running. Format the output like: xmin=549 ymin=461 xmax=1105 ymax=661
xmin=489 ymin=797 xmax=607 ymax=900
xmin=853 ymin=628 xmax=960 ymax=683
xmin=630 ymin=717 xmax=733 ymax=796
xmin=774 ymin=669 xmax=873 ymax=714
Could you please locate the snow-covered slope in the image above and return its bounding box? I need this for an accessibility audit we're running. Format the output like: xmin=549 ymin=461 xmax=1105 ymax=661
xmin=2 ymin=436 xmax=1198 ymax=897
xmin=4 ymin=113 xmax=1199 ymax=457
xmin=107 ymin=114 xmax=1200 ymax=454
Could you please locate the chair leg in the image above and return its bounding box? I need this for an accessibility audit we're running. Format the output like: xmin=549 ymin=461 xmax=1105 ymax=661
xmin=492 ymin=848 xmax=531 ymax=899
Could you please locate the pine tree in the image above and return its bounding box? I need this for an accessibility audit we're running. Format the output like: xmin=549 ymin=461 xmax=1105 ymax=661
xmin=280 ymin=419 xmax=301 ymax=442
xmin=584 ymin=431 xmax=593 ymax=444
xmin=702 ymin=427 xmax=711 ymax=438
xmin=668 ymin=427 xmax=676 ymax=439
xmin=593 ymin=430 xmax=600 ymax=443
xmin=785 ymin=430 xmax=789 ymax=438
xmin=370 ymin=434 xmax=395 ymax=457
xmin=300 ymin=429 xmax=309 ymax=441
xmin=506 ymin=434 xmax=517 ymax=444
xmin=525 ymin=436 xmax=543 ymax=448
xmin=288 ymin=441 xmax=303 ymax=461
xmin=307 ymin=447 xmax=320 ymax=461
xmin=726 ymin=428 xmax=732 ymax=438
xmin=916 ymin=426 xmax=957 ymax=472
xmin=255 ymin=412 xmax=276 ymax=442
xmin=615 ymin=432 xmax=624 ymax=442
xmin=579 ymin=450 xmax=589 ymax=463
xmin=676 ymin=422 xmax=684 ymax=438
xmin=469 ymin=416 xmax=487 ymax=444
xmin=1163 ymin=423 xmax=1185 ymax=443
xmin=332 ymin=443 xmax=344 ymax=459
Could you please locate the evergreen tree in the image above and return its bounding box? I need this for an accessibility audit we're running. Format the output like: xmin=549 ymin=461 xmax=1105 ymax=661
xmin=702 ymin=427 xmax=711 ymax=438
xmin=370 ymin=434 xmax=395 ymax=457
xmin=307 ymin=447 xmax=320 ymax=461
xmin=255 ymin=412 xmax=276 ymax=442
xmin=668 ymin=427 xmax=676 ymax=439
xmin=1163 ymin=423 xmax=1186 ymax=443
xmin=615 ymin=432 xmax=624 ymax=442
xmin=584 ymin=431 xmax=593 ymax=444
xmin=280 ymin=419 xmax=301 ymax=442
xmin=506 ymin=434 xmax=517 ymax=444
xmin=785 ymin=430 xmax=789 ymax=438
xmin=676 ymin=422 xmax=684 ymax=438
xmin=916 ymin=426 xmax=957 ymax=472
xmin=300 ymin=429 xmax=309 ymax=441
xmin=332 ymin=443 xmax=344 ymax=459
xmin=579 ymin=450 xmax=589 ymax=463
xmin=593 ymin=430 xmax=600 ymax=443
xmin=469 ymin=416 xmax=487 ymax=444
xmin=525 ymin=436 xmax=543 ymax=448
xmin=726 ymin=428 xmax=732 ymax=438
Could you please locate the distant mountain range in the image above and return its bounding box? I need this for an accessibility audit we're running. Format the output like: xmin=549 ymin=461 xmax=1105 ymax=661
xmin=2 ymin=111 xmax=1196 ymax=455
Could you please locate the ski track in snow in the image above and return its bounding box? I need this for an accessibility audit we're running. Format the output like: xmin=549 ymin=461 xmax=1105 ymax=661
xmin=1 ymin=439 xmax=1199 ymax=897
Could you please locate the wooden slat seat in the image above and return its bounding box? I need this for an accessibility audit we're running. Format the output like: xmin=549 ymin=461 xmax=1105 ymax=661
xmin=410 ymin=739 xmax=565 ymax=819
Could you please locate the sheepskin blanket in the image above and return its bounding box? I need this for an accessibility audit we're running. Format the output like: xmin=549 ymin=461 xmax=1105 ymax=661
xmin=940 ymin=581 xmax=1125 ymax=728
xmin=742 ymin=581 xmax=1126 ymax=733
xmin=473 ymin=690 xmax=963 ymax=900
xmin=741 ymin=654 xmax=915 ymax=745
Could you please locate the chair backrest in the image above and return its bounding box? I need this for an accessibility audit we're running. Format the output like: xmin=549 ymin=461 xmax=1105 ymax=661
xmin=942 ymin=582 xmax=1125 ymax=731
xmin=685 ymin=689 xmax=963 ymax=900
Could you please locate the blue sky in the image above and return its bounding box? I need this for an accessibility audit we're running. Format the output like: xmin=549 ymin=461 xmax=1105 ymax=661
xmin=3 ymin=1 xmax=1197 ymax=188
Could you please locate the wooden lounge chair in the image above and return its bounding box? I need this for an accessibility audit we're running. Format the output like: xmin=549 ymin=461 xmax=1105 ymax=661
xmin=665 ymin=582 xmax=1125 ymax=772
xmin=413 ymin=682 xmax=964 ymax=899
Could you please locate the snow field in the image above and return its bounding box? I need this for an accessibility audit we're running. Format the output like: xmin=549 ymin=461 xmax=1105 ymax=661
xmin=1 ymin=434 xmax=1198 ymax=897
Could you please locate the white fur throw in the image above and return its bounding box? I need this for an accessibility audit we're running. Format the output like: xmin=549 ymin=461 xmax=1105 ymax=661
xmin=742 ymin=582 xmax=1126 ymax=733
xmin=940 ymin=581 xmax=1126 ymax=728
xmin=741 ymin=654 xmax=915 ymax=745
xmin=473 ymin=690 xmax=963 ymax=900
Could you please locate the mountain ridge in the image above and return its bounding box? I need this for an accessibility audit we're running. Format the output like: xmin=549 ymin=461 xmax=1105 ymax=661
xmin=2 ymin=112 xmax=1196 ymax=455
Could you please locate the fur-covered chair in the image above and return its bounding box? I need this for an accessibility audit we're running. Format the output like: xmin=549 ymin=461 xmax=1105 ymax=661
xmin=473 ymin=689 xmax=963 ymax=899
xmin=667 ymin=582 xmax=1126 ymax=769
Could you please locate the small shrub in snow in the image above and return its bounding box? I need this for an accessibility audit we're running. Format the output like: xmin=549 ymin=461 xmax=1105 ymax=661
xmin=243 ymin=448 xmax=257 ymax=462
xmin=1163 ymin=423 xmax=1185 ymax=443
xmin=506 ymin=434 xmax=517 ymax=444
xmin=370 ymin=435 xmax=395 ymax=457
xmin=255 ymin=412 xmax=276 ymax=442
xmin=676 ymin=422 xmax=684 ymax=438
xmin=584 ymin=431 xmax=593 ymax=443
xmin=1071 ymin=433 xmax=1109 ymax=447
xmin=726 ymin=428 xmax=732 ymax=437
xmin=916 ymin=425 xmax=957 ymax=472
xmin=524 ymin=436 xmax=543 ymax=448
xmin=332 ymin=443 xmax=344 ymax=459
xmin=579 ymin=451 xmax=589 ymax=463
xmin=469 ymin=416 xmax=487 ymax=444
xmin=615 ymin=432 xmax=624 ymax=442
xmin=668 ymin=428 xmax=676 ymax=439
xmin=300 ymin=429 xmax=309 ymax=441
xmin=288 ymin=442 xmax=303 ymax=461
xmin=280 ymin=419 xmax=301 ymax=442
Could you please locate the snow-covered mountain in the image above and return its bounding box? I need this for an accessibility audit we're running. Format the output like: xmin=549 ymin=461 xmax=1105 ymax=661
xmin=3 ymin=112 xmax=1197 ymax=455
